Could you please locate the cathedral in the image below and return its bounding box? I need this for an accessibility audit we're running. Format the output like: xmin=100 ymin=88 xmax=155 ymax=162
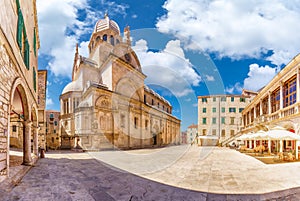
xmin=60 ymin=14 xmax=181 ymax=151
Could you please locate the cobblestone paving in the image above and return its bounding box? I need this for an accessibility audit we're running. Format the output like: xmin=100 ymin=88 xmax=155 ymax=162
xmin=2 ymin=146 xmax=300 ymax=201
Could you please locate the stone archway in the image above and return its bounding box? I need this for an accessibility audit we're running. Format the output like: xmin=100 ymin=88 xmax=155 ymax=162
xmin=9 ymin=82 xmax=32 ymax=167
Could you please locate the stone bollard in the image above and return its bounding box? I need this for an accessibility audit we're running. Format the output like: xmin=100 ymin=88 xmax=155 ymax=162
xmin=40 ymin=148 xmax=45 ymax=158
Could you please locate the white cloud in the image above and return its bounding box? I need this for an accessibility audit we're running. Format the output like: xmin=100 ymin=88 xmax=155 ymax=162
xmin=205 ymin=75 xmax=215 ymax=81
xmin=37 ymin=0 xmax=129 ymax=78
xmin=225 ymin=82 xmax=243 ymax=94
xmin=243 ymin=64 xmax=278 ymax=91
xmin=133 ymin=39 xmax=201 ymax=97
xmin=157 ymin=0 xmax=300 ymax=66
xmin=37 ymin=0 xmax=90 ymax=77
xmin=46 ymin=98 xmax=54 ymax=107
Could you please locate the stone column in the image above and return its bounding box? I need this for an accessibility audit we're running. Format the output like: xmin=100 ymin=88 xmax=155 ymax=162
xmin=249 ymin=140 xmax=252 ymax=149
xmin=296 ymin=141 xmax=299 ymax=160
xmin=33 ymin=126 xmax=39 ymax=156
xmin=280 ymin=82 xmax=283 ymax=110
xmin=280 ymin=140 xmax=283 ymax=153
xmin=254 ymin=140 xmax=256 ymax=148
xmin=23 ymin=120 xmax=32 ymax=166
xmin=297 ymin=68 xmax=300 ymax=103
xmin=268 ymin=139 xmax=271 ymax=154
xmin=260 ymin=99 xmax=263 ymax=116
xmin=268 ymin=92 xmax=272 ymax=115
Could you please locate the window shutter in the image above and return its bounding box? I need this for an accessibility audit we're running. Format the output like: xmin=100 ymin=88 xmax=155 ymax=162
xmin=33 ymin=27 xmax=36 ymax=56
xmin=24 ymin=39 xmax=30 ymax=69
xmin=17 ymin=9 xmax=23 ymax=50
xmin=33 ymin=67 xmax=36 ymax=91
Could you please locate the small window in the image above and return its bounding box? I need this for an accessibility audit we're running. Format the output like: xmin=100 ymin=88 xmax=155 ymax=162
xmin=212 ymin=118 xmax=216 ymax=124
xmin=240 ymin=97 xmax=245 ymax=102
xmin=239 ymin=108 xmax=244 ymax=113
xmin=212 ymin=107 xmax=216 ymax=113
xmin=12 ymin=125 xmax=17 ymax=132
xmin=212 ymin=129 xmax=216 ymax=135
xmin=221 ymin=117 xmax=225 ymax=124
xmin=54 ymin=121 xmax=58 ymax=126
xmin=152 ymin=99 xmax=154 ymax=105
xmin=202 ymin=118 xmax=207 ymax=124
xmin=203 ymin=129 xmax=207 ymax=136
xmin=230 ymin=117 xmax=235 ymax=125
xmin=202 ymin=108 xmax=206 ymax=113
xmin=213 ymin=97 xmax=216 ymax=102
xmin=221 ymin=97 xmax=226 ymax=102
xmin=222 ymin=107 xmax=225 ymax=113
xmin=103 ymin=34 xmax=107 ymax=41
xmin=121 ymin=114 xmax=125 ymax=128
xmin=202 ymin=98 xmax=207 ymax=103
xmin=231 ymin=97 xmax=234 ymax=102
xmin=50 ymin=113 xmax=54 ymax=118
xmin=230 ymin=130 xmax=235 ymax=137
xmin=144 ymin=95 xmax=146 ymax=104
xmin=96 ymin=36 xmax=100 ymax=41
xmin=110 ymin=35 xmax=115 ymax=45
xmin=54 ymin=129 xmax=56 ymax=134
xmin=229 ymin=107 xmax=236 ymax=113
xmin=145 ymin=120 xmax=148 ymax=130
xmin=52 ymin=137 xmax=54 ymax=143
xmin=221 ymin=129 xmax=225 ymax=137
xmin=134 ymin=117 xmax=138 ymax=129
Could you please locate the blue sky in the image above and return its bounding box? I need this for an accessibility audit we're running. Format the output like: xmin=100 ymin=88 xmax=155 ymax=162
xmin=37 ymin=0 xmax=300 ymax=131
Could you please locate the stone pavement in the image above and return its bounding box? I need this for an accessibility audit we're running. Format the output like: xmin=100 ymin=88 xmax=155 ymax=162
xmin=1 ymin=145 xmax=300 ymax=200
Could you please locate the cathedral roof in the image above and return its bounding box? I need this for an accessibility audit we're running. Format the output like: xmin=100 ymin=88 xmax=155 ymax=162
xmin=62 ymin=76 xmax=83 ymax=94
xmin=94 ymin=14 xmax=120 ymax=34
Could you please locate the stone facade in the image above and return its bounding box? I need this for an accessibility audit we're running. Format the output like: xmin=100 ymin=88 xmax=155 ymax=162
xmin=45 ymin=110 xmax=60 ymax=150
xmin=60 ymin=15 xmax=181 ymax=151
xmin=198 ymin=95 xmax=250 ymax=146
xmin=186 ymin=124 xmax=198 ymax=144
xmin=38 ymin=70 xmax=47 ymax=149
xmin=241 ymin=54 xmax=300 ymax=135
xmin=0 ymin=0 xmax=42 ymax=177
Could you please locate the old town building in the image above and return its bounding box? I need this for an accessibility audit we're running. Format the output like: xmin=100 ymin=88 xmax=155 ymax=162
xmin=0 ymin=0 xmax=42 ymax=177
xmin=60 ymin=15 xmax=181 ymax=151
xmin=186 ymin=123 xmax=198 ymax=144
xmin=241 ymin=54 xmax=300 ymax=137
xmin=45 ymin=110 xmax=60 ymax=150
xmin=198 ymin=95 xmax=250 ymax=146
xmin=38 ymin=70 xmax=47 ymax=149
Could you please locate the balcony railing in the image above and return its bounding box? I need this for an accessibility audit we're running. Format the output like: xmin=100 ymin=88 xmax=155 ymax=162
xmin=242 ymin=102 xmax=300 ymax=130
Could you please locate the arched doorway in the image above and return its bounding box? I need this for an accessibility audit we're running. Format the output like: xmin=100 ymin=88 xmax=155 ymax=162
xmin=9 ymin=83 xmax=32 ymax=168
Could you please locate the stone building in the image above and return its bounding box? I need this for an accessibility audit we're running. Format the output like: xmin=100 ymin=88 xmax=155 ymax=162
xmin=0 ymin=0 xmax=42 ymax=177
xmin=38 ymin=70 xmax=47 ymax=149
xmin=198 ymin=95 xmax=250 ymax=146
xmin=241 ymin=53 xmax=300 ymax=137
xmin=60 ymin=15 xmax=181 ymax=151
xmin=186 ymin=123 xmax=198 ymax=144
xmin=45 ymin=110 xmax=60 ymax=150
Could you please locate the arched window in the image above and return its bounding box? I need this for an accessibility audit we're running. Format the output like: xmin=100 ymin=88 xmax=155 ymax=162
xmin=96 ymin=36 xmax=100 ymax=42
xmin=103 ymin=34 xmax=107 ymax=41
xmin=110 ymin=35 xmax=114 ymax=45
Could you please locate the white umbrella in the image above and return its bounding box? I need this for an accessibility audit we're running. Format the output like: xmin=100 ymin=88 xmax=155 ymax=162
xmin=267 ymin=130 xmax=300 ymax=140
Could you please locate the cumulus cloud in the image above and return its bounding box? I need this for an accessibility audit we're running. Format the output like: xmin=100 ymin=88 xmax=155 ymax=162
xmin=243 ymin=64 xmax=279 ymax=91
xmin=133 ymin=39 xmax=201 ymax=97
xmin=157 ymin=0 xmax=300 ymax=66
xmin=205 ymin=75 xmax=215 ymax=81
xmin=37 ymin=0 xmax=129 ymax=78
xmin=225 ymin=82 xmax=243 ymax=94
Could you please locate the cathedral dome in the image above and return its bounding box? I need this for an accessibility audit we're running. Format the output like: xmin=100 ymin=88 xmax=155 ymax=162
xmin=94 ymin=14 xmax=120 ymax=35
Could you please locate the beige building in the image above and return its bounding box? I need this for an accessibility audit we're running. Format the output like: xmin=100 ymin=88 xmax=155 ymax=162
xmin=38 ymin=70 xmax=47 ymax=149
xmin=186 ymin=124 xmax=198 ymax=144
xmin=241 ymin=54 xmax=300 ymax=139
xmin=60 ymin=15 xmax=181 ymax=151
xmin=198 ymin=95 xmax=250 ymax=146
xmin=45 ymin=110 xmax=60 ymax=150
xmin=0 ymin=0 xmax=43 ymax=177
